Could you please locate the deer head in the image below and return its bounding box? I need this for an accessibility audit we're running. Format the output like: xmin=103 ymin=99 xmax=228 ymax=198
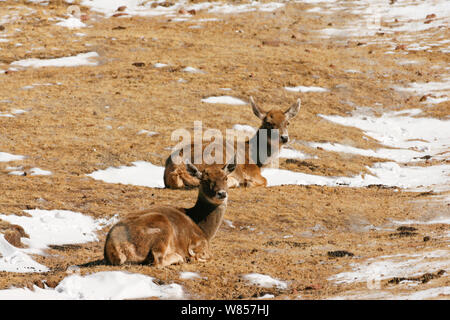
xmin=186 ymin=162 xmax=236 ymax=205
xmin=250 ymin=96 xmax=301 ymax=145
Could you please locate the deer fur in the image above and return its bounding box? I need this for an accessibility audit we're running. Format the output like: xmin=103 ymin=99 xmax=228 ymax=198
xmin=104 ymin=162 xmax=235 ymax=267
xmin=164 ymin=97 xmax=301 ymax=189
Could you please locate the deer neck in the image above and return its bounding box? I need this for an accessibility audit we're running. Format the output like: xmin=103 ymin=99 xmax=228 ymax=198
xmin=185 ymin=190 xmax=227 ymax=240
xmin=246 ymin=127 xmax=280 ymax=167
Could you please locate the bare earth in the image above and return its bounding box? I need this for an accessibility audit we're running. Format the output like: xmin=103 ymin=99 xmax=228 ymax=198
xmin=0 ymin=0 xmax=449 ymax=299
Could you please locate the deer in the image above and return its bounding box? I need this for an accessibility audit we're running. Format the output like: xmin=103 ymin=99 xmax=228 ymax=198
xmin=104 ymin=161 xmax=236 ymax=267
xmin=164 ymin=96 xmax=301 ymax=189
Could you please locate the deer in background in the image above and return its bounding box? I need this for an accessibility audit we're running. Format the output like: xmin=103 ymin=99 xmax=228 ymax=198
xmin=164 ymin=96 xmax=301 ymax=189
xmin=104 ymin=161 xmax=236 ymax=267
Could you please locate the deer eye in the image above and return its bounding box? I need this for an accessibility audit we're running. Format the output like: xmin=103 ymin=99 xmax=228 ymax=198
xmin=264 ymin=122 xmax=273 ymax=129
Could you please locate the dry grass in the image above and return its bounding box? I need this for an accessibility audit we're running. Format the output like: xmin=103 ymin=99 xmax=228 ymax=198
xmin=0 ymin=1 xmax=448 ymax=299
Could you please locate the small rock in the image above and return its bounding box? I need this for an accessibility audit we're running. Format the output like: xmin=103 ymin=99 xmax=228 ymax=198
xmin=419 ymin=95 xmax=430 ymax=102
xmin=112 ymin=13 xmax=128 ymax=18
xmin=132 ymin=62 xmax=146 ymax=67
xmin=327 ymin=250 xmax=354 ymax=258
xmin=423 ymin=236 xmax=430 ymax=242
xmin=396 ymin=226 xmax=417 ymax=232
xmin=262 ymin=40 xmax=281 ymax=47
xmin=117 ymin=6 xmax=127 ymax=12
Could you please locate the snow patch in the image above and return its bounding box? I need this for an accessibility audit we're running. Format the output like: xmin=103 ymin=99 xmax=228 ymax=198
xmin=11 ymin=52 xmax=99 ymax=69
xmin=328 ymin=250 xmax=449 ymax=284
xmin=0 ymin=152 xmax=24 ymax=162
xmin=285 ymin=85 xmax=328 ymax=93
xmin=0 ymin=210 xmax=116 ymax=273
xmin=319 ymin=109 xmax=450 ymax=161
xmin=179 ymin=271 xmax=202 ymax=280
xmin=263 ymin=162 xmax=450 ymax=192
xmin=0 ymin=271 xmax=184 ymax=300
xmin=87 ymin=161 xmax=165 ymax=188
xmin=201 ymin=96 xmax=247 ymax=105
xmin=243 ymin=273 xmax=288 ymax=289
xmin=55 ymin=16 xmax=86 ymax=29
xmin=0 ymin=235 xmax=49 ymax=273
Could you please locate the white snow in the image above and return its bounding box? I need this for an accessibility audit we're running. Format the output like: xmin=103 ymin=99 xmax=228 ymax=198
xmin=0 ymin=209 xmax=116 ymax=273
xmin=182 ymin=66 xmax=204 ymax=73
xmin=329 ymin=286 xmax=450 ymax=300
xmin=393 ymin=78 xmax=450 ymax=98
xmin=137 ymin=129 xmax=158 ymax=137
xmin=87 ymin=161 xmax=165 ymax=188
xmin=308 ymin=142 xmax=424 ymax=163
xmin=393 ymin=216 xmax=450 ymax=225
xmin=201 ymin=96 xmax=247 ymax=105
xmin=179 ymin=271 xmax=202 ymax=280
xmin=55 ymin=16 xmax=86 ymax=29
xmin=0 ymin=271 xmax=184 ymax=300
xmin=263 ymin=162 xmax=450 ymax=191
xmin=0 ymin=210 xmax=115 ymax=255
xmin=0 ymin=152 xmax=24 ymax=162
xmin=328 ymin=250 xmax=449 ymax=284
xmin=208 ymin=2 xmax=284 ymax=14
xmin=80 ymin=0 xmax=284 ymax=18
xmin=422 ymin=96 xmax=449 ymax=105
xmin=318 ymin=0 xmax=450 ymax=37
xmin=231 ymin=124 xmax=256 ymax=134
xmin=257 ymin=294 xmax=275 ymax=299
xmin=153 ymin=63 xmax=168 ymax=68
xmin=0 ymin=235 xmax=49 ymax=273
xmin=285 ymin=85 xmax=329 ymax=93
xmin=8 ymin=167 xmax=51 ymax=176
xmin=279 ymin=147 xmax=310 ymax=160
xmin=242 ymin=273 xmax=288 ymax=289
xmin=8 ymin=170 xmax=26 ymax=176
xmin=11 ymin=52 xmax=99 ymax=68
xmin=12 ymin=109 xmax=27 ymax=114
xmin=29 ymin=168 xmax=52 ymax=176
xmin=319 ymin=109 xmax=450 ymax=161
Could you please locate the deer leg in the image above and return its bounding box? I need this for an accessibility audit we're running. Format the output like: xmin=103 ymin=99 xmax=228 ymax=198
xmin=243 ymin=165 xmax=267 ymax=187
xmin=188 ymin=239 xmax=210 ymax=262
xmin=160 ymin=252 xmax=185 ymax=267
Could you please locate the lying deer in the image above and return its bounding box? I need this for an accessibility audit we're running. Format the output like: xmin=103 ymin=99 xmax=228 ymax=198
xmin=104 ymin=161 xmax=235 ymax=267
xmin=164 ymin=96 xmax=301 ymax=189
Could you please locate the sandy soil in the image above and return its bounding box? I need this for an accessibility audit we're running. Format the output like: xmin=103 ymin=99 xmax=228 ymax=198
xmin=0 ymin=0 xmax=448 ymax=299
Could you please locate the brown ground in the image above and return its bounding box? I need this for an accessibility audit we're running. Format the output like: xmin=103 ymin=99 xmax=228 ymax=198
xmin=0 ymin=1 xmax=449 ymax=299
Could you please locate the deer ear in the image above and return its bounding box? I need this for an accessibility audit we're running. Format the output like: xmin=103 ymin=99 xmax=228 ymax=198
xmin=223 ymin=161 xmax=236 ymax=175
xmin=186 ymin=162 xmax=202 ymax=180
xmin=250 ymin=96 xmax=266 ymax=120
xmin=284 ymin=98 xmax=301 ymax=120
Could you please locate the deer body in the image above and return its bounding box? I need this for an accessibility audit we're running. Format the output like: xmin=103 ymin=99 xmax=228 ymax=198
xmin=164 ymin=97 xmax=301 ymax=189
xmin=104 ymin=163 xmax=234 ymax=267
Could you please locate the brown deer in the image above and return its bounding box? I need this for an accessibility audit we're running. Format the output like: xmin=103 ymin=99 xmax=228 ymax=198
xmin=104 ymin=161 xmax=235 ymax=267
xmin=164 ymin=96 xmax=301 ymax=189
